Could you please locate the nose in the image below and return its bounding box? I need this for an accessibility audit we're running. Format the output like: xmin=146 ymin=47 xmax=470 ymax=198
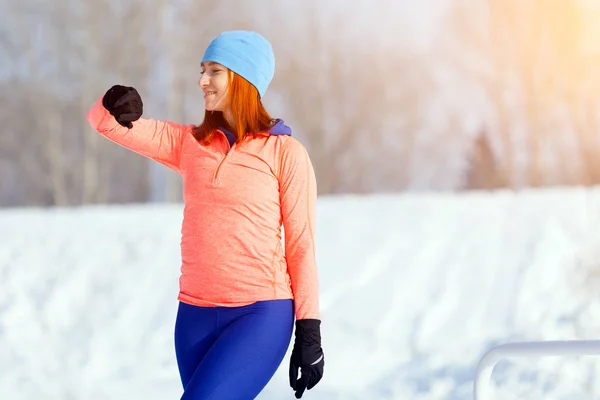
xmin=198 ymin=73 xmax=209 ymax=88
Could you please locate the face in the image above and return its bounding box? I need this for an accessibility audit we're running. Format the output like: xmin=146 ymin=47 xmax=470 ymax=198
xmin=198 ymin=61 xmax=230 ymax=112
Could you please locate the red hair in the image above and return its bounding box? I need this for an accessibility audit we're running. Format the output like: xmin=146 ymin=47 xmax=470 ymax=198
xmin=192 ymin=70 xmax=274 ymax=144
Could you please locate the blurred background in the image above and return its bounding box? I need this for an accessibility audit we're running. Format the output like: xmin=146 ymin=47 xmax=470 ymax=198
xmin=4 ymin=1 xmax=600 ymax=399
xmin=3 ymin=0 xmax=600 ymax=208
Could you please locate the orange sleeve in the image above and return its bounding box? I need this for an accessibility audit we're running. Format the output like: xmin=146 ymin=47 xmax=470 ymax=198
xmin=85 ymin=96 xmax=187 ymax=173
xmin=279 ymin=137 xmax=320 ymax=320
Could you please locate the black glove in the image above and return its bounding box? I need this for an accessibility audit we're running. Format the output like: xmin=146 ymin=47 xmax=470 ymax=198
xmin=289 ymin=319 xmax=324 ymax=398
xmin=102 ymin=85 xmax=143 ymax=129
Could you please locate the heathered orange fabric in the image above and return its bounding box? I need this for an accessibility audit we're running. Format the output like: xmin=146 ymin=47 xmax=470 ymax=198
xmin=86 ymin=96 xmax=320 ymax=320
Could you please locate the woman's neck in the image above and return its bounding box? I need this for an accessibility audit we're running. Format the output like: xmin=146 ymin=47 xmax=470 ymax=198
xmin=224 ymin=109 xmax=235 ymax=130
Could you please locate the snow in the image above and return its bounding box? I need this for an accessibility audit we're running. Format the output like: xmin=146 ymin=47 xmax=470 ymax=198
xmin=3 ymin=187 xmax=600 ymax=399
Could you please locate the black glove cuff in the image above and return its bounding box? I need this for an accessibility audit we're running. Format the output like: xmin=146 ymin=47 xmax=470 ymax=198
xmin=295 ymin=319 xmax=322 ymax=347
xmin=295 ymin=319 xmax=321 ymax=332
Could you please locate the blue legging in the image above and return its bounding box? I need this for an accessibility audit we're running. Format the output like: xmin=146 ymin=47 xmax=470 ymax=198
xmin=174 ymin=299 xmax=294 ymax=399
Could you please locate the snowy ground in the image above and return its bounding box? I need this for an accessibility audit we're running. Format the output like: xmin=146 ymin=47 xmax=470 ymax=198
xmin=3 ymin=188 xmax=600 ymax=399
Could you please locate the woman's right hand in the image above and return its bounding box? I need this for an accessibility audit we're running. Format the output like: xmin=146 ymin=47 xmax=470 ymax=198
xmin=102 ymin=85 xmax=143 ymax=129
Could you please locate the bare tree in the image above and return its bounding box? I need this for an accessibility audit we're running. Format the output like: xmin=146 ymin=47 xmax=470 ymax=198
xmin=272 ymin=3 xmax=436 ymax=194
xmin=464 ymin=129 xmax=508 ymax=190
xmin=443 ymin=0 xmax=594 ymax=189
xmin=76 ymin=0 xmax=153 ymax=204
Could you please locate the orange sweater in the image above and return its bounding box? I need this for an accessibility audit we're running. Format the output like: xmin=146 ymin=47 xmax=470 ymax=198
xmin=86 ymin=96 xmax=320 ymax=320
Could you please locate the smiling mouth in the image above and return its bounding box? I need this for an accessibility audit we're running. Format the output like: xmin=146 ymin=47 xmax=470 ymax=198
xmin=204 ymin=91 xmax=216 ymax=96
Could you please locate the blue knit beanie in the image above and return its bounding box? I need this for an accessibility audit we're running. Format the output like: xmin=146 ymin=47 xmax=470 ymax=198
xmin=201 ymin=30 xmax=275 ymax=98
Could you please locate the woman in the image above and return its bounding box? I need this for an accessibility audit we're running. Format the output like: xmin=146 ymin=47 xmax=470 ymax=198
xmin=86 ymin=30 xmax=324 ymax=399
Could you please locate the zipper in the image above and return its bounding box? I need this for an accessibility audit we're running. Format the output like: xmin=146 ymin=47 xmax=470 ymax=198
xmin=212 ymin=131 xmax=234 ymax=184
xmin=213 ymin=150 xmax=229 ymax=183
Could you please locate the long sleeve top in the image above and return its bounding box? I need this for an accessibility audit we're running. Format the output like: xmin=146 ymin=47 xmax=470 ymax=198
xmin=86 ymin=96 xmax=320 ymax=320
